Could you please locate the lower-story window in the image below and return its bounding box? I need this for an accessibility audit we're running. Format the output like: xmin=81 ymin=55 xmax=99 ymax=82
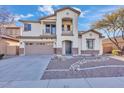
xmin=25 ymin=42 xmax=33 ymax=45
xmin=86 ymin=39 xmax=95 ymax=49
xmin=29 ymin=43 xmax=33 ymax=45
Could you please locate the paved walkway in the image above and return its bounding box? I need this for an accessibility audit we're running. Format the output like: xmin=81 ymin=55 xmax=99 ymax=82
xmin=110 ymin=56 xmax=124 ymax=61
xmin=1 ymin=77 xmax=124 ymax=88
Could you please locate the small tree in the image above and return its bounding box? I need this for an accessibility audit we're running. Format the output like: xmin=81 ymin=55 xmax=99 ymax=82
xmin=116 ymin=8 xmax=124 ymax=40
xmin=92 ymin=12 xmax=122 ymax=50
xmin=0 ymin=6 xmax=15 ymax=35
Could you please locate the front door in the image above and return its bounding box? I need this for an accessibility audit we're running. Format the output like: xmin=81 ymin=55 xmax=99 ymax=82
xmin=65 ymin=41 xmax=72 ymax=55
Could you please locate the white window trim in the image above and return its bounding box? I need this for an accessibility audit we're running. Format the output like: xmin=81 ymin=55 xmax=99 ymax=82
xmin=86 ymin=39 xmax=95 ymax=50
xmin=45 ymin=24 xmax=56 ymax=34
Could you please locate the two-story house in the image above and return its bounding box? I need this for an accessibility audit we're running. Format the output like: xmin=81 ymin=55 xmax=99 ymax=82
xmin=19 ymin=7 xmax=104 ymax=56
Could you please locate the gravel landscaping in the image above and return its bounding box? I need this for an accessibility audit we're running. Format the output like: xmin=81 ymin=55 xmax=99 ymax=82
xmin=42 ymin=67 xmax=124 ymax=79
xmin=45 ymin=57 xmax=78 ymax=70
xmin=41 ymin=55 xmax=124 ymax=80
xmin=80 ymin=58 xmax=124 ymax=68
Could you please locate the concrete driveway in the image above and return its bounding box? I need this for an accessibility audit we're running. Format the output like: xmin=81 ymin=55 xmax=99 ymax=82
xmin=0 ymin=55 xmax=52 ymax=82
xmin=1 ymin=55 xmax=124 ymax=88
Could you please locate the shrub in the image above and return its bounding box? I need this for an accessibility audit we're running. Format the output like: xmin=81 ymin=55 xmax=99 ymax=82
xmin=112 ymin=49 xmax=121 ymax=56
xmin=0 ymin=54 xmax=4 ymax=59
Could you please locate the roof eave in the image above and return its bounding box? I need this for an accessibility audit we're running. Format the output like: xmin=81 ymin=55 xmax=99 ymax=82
xmin=19 ymin=20 xmax=40 ymax=23
xmin=40 ymin=14 xmax=56 ymax=20
xmin=54 ymin=7 xmax=81 ymax=15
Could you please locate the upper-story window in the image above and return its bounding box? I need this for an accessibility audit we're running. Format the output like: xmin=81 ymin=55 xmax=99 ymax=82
xmin=45 ymin=24 xmax=56 ymax=34
xmin=62 ymin=25 xmax=64 ymax=31
xmin=86 ymin=39 xmax=95 ymax=49
xmin=9 ymin=29 xmax=13 ymax=35
xmin=67 ymin=25 xmax=71 ymax=31
xmin=46 ymin=24 xmax=50 ymax=33
xmin=24 ymin=24 xmax=31 ymax=31
xmin=51 ymin=24 xmax=56 ymax=34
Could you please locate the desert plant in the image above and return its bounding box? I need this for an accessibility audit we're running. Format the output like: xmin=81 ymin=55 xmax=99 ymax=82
xmin=91 ymin=8 xmax=124 ymax=52
xmin=112 ymin=49 xmax=121 ymax=56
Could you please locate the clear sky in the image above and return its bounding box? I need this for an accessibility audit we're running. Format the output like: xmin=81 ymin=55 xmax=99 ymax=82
xmin=2 ymin=5 xmax=124 ymax=31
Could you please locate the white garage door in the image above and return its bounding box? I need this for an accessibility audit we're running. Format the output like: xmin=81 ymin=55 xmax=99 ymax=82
xmin=25 ymin=42 xmax=54 ymax=55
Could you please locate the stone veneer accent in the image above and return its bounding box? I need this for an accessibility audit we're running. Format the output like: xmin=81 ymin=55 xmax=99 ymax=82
xmin=54 ymin=48 xmax=62 ymax=54
xmin=81 ymin=50 xmax=99 ymax=55
xmin=19 ymin=48 xmax=24 ymax=55
xmin=72 ymin=48 xmax=78 ymax=55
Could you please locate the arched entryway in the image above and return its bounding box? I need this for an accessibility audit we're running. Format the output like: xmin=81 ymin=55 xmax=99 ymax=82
xmin=62 ymin=40 xmax=72 ymax=55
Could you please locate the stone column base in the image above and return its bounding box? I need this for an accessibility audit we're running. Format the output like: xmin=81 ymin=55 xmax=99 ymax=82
xmin=19 ymin=48 xmax=24 ymax=55
xmin=81 ymin=50 xmax=99 ymax=55
xmin=72 ymin=48 xmax=78 ymax=55
xmin=54 ymin=48 xmax=62 ymax=55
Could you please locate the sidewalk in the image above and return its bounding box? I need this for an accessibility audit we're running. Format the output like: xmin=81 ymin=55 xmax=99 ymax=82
xmin=110 ymin=56 xmax=124 ymax=61
xmin=1 ymin=77 xmax=124 ymax=88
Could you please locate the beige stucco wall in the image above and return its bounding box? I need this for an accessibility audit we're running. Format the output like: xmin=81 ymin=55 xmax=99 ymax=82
xmin=21 ymin=23 xmax=42 ymax=36
xmin=0 ymin=39 xmax=7 ymax=54
xmin=6 ymin=40 xmax=19 ymax=46
xmin=56 ymin=9 xmax=79 ymax=49
xmin=20 ymin=38 xmax=55 ymax=42
xmin=6 ymin=46 xmax=17 ymax=55
xmin=81 ymin=32 xmax=103 ymax=55
xmin=0 ymin=39 xmax=19 ymax=55
xmin=78 ymin=38 xmax=82 ymax=55
xmin=6 ymin=29 xmax=20 ymax=38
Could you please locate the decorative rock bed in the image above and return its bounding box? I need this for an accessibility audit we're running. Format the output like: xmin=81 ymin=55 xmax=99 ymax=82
xmin=69 ymin=56 xmax=110 ymax=71
xmin=41 ymin=55 xmax=124 ymax=80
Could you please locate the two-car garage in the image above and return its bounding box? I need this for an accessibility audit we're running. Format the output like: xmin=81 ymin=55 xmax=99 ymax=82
xmin=25 ymin=42 xmax=54 ymax=55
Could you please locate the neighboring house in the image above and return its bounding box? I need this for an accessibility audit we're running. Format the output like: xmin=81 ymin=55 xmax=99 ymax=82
xmin=5 ymin=26 xmax=20 ymax=38
xmin=0 ymin=24 xmax=20 ymax=56
xmin=19 ymin=7 xmax=104 ymax=56
xmin=1 ymin=24 xmax=21 ymax=38
xmin=103 ymin=37 xmax=124 ymax=54
xmin=0 ymin=35 xmax=19 ymax=56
